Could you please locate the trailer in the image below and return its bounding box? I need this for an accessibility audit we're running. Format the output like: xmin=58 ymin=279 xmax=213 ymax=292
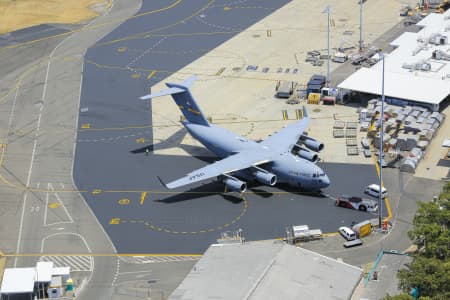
xmin=287 ymin=225 xmax=322 ymax=243
xmin=275 ymin=81 xmax=297 ymax=98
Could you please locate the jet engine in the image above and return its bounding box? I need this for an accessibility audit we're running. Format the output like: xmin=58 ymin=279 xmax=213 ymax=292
xmin=302 ymin=136 xmax=324 ymax=152
xmin=253 ymin=169 xmax=277 ymax=186
xmin=223 ymin=176 xmax=247 ymax=193
xmin=296 ymin=146 xmax=319 ymax=162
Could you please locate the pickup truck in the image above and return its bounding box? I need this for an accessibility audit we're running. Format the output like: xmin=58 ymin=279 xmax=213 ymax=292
xmin=335 ymin=195 xmax=378 ymax=212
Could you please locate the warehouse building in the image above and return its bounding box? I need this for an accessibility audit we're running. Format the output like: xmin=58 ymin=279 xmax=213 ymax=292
xmin=338 ymin=10 xmax=450 ymax=112
xmin=169 ymin=240 xmax=363 ymax=300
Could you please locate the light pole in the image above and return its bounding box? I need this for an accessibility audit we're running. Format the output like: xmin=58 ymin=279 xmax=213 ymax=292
xmin=359 ymin=0 xmax=364 ymax=51
xmin=323 ymin=5 xmax=332 ymax=87
xmin=379 ymin=52 xmax=385 ymax=229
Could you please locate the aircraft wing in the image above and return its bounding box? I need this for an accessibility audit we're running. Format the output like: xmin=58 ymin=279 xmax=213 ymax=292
xmin=160 ymin=150 xmax=272 ymax=189
xmin=260 ymin=106 xmax=310 ymax=149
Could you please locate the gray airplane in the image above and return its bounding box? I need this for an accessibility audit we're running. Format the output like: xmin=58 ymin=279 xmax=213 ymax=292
xmin=140 ymin=76 xmax=330 ymax=192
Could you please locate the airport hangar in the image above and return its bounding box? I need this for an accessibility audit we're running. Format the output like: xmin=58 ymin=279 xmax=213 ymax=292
xmin=338 ymin=10 xmax=450 ymax=112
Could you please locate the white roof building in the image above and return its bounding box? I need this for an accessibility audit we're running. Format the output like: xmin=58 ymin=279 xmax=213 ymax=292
xmin=169 ymin=241 xmax=363 ymax=300
xmin=0 ymin=268 xmax=36 ymax=295
xmin=338 ymin=10 xmax=450 ymax=111
xmin=36 ymin=261 xmax=53 ymax=283
xmin=1 ymin=262 xmax=71 ymax=298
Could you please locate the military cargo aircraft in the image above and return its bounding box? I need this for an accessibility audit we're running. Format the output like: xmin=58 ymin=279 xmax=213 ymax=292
xmin=140 ymin=76 xmax=330 ymax=193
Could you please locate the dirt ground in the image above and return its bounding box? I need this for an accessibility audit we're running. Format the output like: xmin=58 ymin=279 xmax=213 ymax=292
xmin=0 ymin=0 xmax=110 ymax=34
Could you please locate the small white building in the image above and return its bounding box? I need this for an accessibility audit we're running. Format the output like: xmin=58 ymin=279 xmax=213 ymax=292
xmin=0 ymin=268 xmax=36 ymax=300
xmin=338 ymin=10 xmax=450 ymax=112
xmin=0 ymin=262 xmax=71 ymax=300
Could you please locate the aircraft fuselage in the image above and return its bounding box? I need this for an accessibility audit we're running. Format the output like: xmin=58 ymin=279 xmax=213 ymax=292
xmin=184 ymin=122 xmax=330 ymax=190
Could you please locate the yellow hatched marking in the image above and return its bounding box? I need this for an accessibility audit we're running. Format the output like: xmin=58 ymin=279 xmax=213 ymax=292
xmin=92 ymin=189 xmax=102 ymax=195
xmin=118 ymin=198 xmax=130 ymax=205
xmin=81 ymin=124 xmax=90 ymax=129
xmin=48 ymin=202 xmax=61 ymax=209
xmin=140 ymin=192 xmax=147 ymax=205
xmin=131 ymin=73 xmax=141 ymax=79
xmin=110 ymin=218 xmax=120 ymax=225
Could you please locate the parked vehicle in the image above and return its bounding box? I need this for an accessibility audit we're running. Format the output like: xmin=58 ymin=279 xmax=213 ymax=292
xmin=361 ymin=138 xmax=370 ymax=149
xmin=335 ymin=195 xmax=378 ymax=212
xmin=338 ymin=226 xmax=356 ymax=241
xmin=365 ymin=184 xmax=387 ymax=198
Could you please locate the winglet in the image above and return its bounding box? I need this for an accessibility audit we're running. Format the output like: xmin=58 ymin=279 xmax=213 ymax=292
xmin=157 ymin=176 xmax=168 ymax=189
xmin=302 ymin=106 xmax=308 ymax=118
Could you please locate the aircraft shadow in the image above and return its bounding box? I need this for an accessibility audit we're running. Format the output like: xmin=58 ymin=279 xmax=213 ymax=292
xmin=154 ymin=183 xmax=244 ymax=204
xmin=247 ymin=186 xmax=274 ymax=198
xmin=129 ymin=128 xmax=187 ymax=154
xmin=129 ymin=128 xmax=217 ymax=164
xmin=272 ymin=183 xmax=327 ymax=198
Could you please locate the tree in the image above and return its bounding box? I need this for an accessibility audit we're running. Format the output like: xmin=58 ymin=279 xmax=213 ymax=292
xmin=397 ymin=256 xmax=450 ymax=299
xmin=394 ymin=182 xmax=450 ymax=300
xmin=381 ymin=293 xmax=413 ymax=300
xmin=407 ymin=187 xmax=450 ymax=260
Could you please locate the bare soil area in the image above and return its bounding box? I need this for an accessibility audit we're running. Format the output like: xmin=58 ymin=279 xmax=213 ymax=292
xmin=0 ymin=0 xmax=110 ymax=34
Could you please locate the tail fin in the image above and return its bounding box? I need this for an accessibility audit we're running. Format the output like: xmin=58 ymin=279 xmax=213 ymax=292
xmin=140 ymin=76 xmax=210 ymax=126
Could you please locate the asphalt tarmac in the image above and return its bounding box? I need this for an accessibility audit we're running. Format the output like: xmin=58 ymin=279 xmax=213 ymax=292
xmin=74 ymin=0 xmax=382 ymax=254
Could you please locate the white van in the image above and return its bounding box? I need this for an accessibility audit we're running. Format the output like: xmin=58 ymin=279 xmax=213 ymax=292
xmin=365 ymin=184 xmax=387 ymax=198
xmin=338 ymin=226 xmax=356 ymax=241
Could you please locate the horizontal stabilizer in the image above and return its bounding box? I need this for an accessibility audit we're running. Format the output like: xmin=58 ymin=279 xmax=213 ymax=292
xmin=140 ymin=87 xmax=184 ymax=100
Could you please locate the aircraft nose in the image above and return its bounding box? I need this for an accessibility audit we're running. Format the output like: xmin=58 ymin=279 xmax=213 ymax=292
xmin=321 ymin=175 xmax=330 ymax=188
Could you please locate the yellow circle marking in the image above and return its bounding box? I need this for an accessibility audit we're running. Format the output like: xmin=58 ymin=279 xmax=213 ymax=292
xmin=120 ymin=196 xmax=248 ymax=235
xmin=118 ymin=198 xmax=130 ymax=205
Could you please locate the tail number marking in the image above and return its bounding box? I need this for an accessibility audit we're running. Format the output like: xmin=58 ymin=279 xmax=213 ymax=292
xmin=189 ymin=172 xmax=205 ymax=181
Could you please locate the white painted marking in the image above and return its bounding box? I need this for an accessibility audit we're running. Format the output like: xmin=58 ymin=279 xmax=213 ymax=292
xmin=40 ymin=232 xmax=92 ymax=253
xmin=15 ymin=28 xmax=71 ymax=267
xmin=44 ymin=182 xmax=49 ymax=226
xmin=112 ymin=257 xmax=120 ymax=286
xmin=6 ymin=79 xmax=21 ymax=143
xmin=118 ymin=270 xmax=153 ymax=275
xmin=46 ymin=182 xmax=74 ymax=225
